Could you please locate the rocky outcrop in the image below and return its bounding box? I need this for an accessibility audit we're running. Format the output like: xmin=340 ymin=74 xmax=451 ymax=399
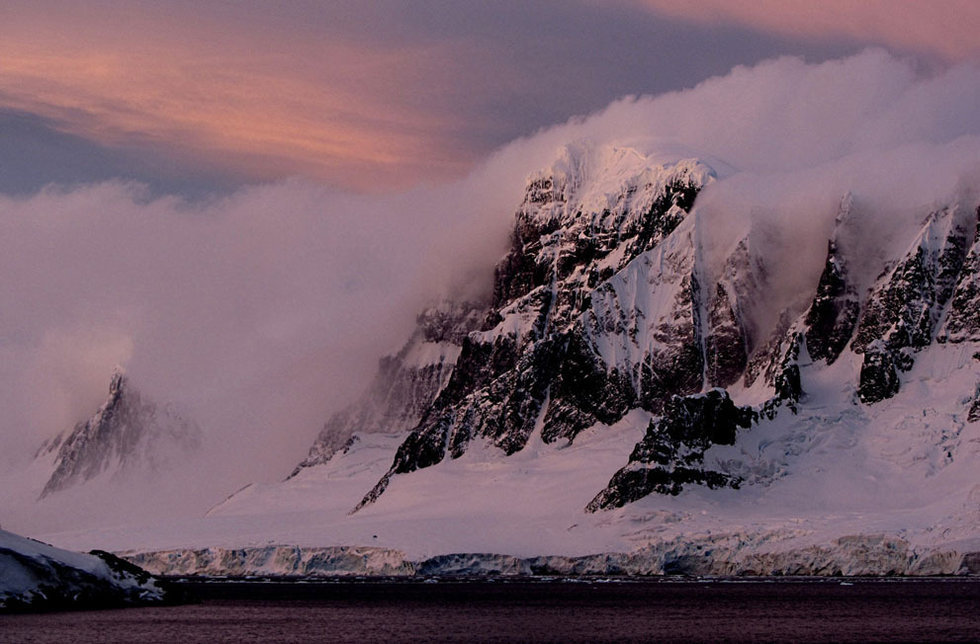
xmin=939 ymin=207 xmax=980 ymax=343
xmin=0 ymin=529 xmax=173 ymax=612
xmin=37 ymin=371 xmax=200 ymax=498
xmin=851 ymin=206 xmax=975 ymax=403
xmin=587 ymin=389 xmax=754 ymax=511
xmin=969 ymin=383 xmax=980 ymax=423
xmin=803 ymin=197 xmax=862 ymax=365
xmin=857 ymin=341 xmax=902 ymax=404
xmin=752 ymin=330 xmax=805 ymax=419
xmin=804 ymin=239 xmax=861 ymax=364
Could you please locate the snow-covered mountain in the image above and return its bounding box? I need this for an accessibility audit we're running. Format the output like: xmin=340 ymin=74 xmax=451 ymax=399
xmin=0 ymin=529 xmax=171 ymax=611
xmin=338 ymin=143 xmax=977 ymax=517
xmin=35 ymin=370 xmax=201 ymax=498
xmin=25 ymin=141 xmax=980 ymax=577
xmin=359 ymin=146 xmax=717 ymax=508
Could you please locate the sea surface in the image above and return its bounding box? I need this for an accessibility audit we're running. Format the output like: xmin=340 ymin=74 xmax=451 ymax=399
xmin=2 ymin=577 xmax=979 ymax=643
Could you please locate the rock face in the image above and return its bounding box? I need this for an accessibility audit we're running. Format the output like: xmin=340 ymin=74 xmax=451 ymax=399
xmin=587 ymin=389 xmax=754 ymax=510
xmin=939 ymin=207 xmax=980 ymax=344
xmin=851 ymin=206 xmax=975 ymax=403
xmin=292 ymin=142 xmax=980 ymax=514
xmin=290 ymin=300 xmax=486 ymax=477
xmin=356 ymin=146 xmax=723 ymax=508
xmin=969 ymin=384 xmax=980 ymax=424
xmin=803 ymin=198 xmax=862 ymax=365
xmin=37 ymin=371 xmax=200 ymax=498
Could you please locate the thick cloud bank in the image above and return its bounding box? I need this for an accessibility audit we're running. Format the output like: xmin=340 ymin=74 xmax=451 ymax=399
xmin=1 ymin=50 xmax=979 ymax=532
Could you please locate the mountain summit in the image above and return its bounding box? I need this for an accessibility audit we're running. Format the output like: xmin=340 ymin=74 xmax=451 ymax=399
xmin=36 ymin=370 xmax=201 ymax=498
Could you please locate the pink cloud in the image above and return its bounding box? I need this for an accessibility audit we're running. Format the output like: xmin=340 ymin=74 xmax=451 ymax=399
xmin=0 ymin=5 xmax=478 ymax=191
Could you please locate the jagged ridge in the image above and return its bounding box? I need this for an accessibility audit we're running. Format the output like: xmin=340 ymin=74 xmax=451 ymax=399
xmin=289 ymin=142 xmax=980 ymax=515
xmin=37 ymin=371 xmax=200 ymax=498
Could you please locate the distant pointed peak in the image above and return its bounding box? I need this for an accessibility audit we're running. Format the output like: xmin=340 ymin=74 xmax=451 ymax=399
xmin=108 ymin=366 xmax=127 ymax=396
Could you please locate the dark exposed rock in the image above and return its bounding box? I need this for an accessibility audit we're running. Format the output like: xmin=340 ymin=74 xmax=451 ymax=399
xmin=747 ymin=325 xmax=807 ymax=421
xmin=743 ymin=310 xmax=793 ymax=389
xmin=38 ymin=371 xmax=200 ymax=498
xmin=858 ymin=341 xmax=902 ymax=404
xmin=968 ymin=384 xmax=980 ymax=423
xmin=705 ymin=281 xmax=748 ymax=387
xmin=773 ymin=347 xmax=803 ymax=404
xmin=852 ymin=206 xmax=974 ymax=404
xmin=540 ymin=332 xmax=635 ymax=444
xmin=939 ymin=207 xmax=980 ymax=343
xmin=804 ymin=239 xmax=861 ymax=364
xmin=621 ymin=178 xmax=701 ymax=259
xmin=706 ymin=236 xmax=773 ymax=388
xmin=587 ymin=389 xmax=754 ymax=511
xmin=759 ymin=331 xmax=805 ymax=419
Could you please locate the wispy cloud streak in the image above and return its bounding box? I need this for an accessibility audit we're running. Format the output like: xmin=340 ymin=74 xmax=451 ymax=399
xmin=0 ymin=5 xmax=475 ymax=190
xmin=632 ymin=0 xmax=980 ymax=63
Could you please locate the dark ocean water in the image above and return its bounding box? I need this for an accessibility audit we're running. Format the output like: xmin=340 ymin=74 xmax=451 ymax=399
xmin=2 ymin=578 xmax=979 ymax=643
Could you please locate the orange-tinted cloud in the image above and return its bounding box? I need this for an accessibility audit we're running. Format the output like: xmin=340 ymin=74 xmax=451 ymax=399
xmin=0 ymin=4 xmax=477 ymax=191
xmin=631 ymin=0 xmax=980 ymax=63
xmin=3 ymin=2 xmax=976 ymax=193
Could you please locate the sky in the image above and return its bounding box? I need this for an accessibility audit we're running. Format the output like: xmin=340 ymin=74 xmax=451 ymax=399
xmin=2 ymin=1 xmax=980 ymax=528
xmin=3 ymin=0 xmax=977 ymax=196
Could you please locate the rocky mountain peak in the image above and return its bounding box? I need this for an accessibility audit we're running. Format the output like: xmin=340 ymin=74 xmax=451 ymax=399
xmin=801 ymin=196 xmax=862 ymax=365
xmin=108 ymin=368 xmax=125 ymax=396
xmin=354 ymin=150 xmax=722 ymax=510
xmin=493 ymin=145 xmax=713 ymax=316
xmin=288 ymin=143 xmax=980 ymax=516
xmin=37 ymin=371 xmax=200 ymax=498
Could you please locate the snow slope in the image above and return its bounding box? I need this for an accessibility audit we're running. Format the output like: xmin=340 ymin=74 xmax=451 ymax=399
xmin=38 ymin=349 xmax=980 ymax=576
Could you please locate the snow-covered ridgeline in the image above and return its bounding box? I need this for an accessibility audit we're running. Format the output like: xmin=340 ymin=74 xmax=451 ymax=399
xmin=349 ymin=140 xmax=979 ymax=514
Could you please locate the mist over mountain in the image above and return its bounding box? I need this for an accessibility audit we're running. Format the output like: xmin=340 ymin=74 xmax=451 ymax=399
xmin=1 ymin=51 xmax=979 ymax=568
